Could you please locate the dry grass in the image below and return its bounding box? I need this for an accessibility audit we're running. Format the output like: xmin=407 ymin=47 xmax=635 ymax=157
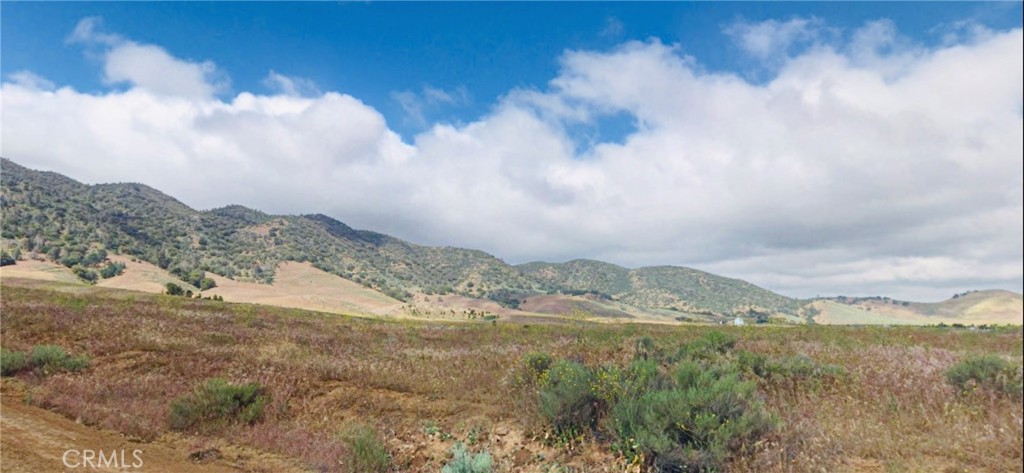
xmin=96 ymin=254 xmax=201 ymax=294
xmin=1 ymin=279 xmax=1020 ymax=472
xmin=203 ymin=261 xmax=404 ymax=316
xmin=0 ymin=259 xmax=80 ymax=284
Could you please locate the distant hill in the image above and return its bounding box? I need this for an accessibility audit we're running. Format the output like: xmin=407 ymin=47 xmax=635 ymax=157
xmin=518 ymin=260 xmax=802 ymax=317
xmin=0 ymin=158 xmax=536 ymax=302
xmin=3 ymin=157 xmax=1018 ymax=324
xmin=813 ymin=290 xmax=1023 ymax=325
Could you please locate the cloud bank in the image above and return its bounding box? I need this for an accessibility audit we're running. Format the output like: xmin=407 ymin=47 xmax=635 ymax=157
xmin=3 ymin=17 xmax=1021 ymax=301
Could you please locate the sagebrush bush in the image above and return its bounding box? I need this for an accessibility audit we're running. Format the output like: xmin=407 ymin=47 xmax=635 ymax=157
xmin=538 ymin=360 xmax=597 ymax=436
xmin=1 ymin=349 xmax=28 ymax=376
xmin=611 ymin=361 xmax=775 ymax=472
xmin=523 ymin=352 xmax=553 ymax=381
xmin=591 ymin=359 xmax=664 ymax=406
xmin=528 ymin=332 xmax=778 ymax=472
xmin=441 ymin=443 xmax=492 ymax=473
xmin=169 ymin=378 xmax=268 ymax=431
xmin=947 ymin=355 xmax=1022 ymax=398
xmin=18 ymin=345 xmax=89 ymax=375
xmin=339 ymin=423 xmax=390 ymax=473
xmin=681 ymin=331 xmax=737 ymax=361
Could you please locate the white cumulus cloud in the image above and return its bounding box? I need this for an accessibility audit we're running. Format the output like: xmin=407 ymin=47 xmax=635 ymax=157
xmin=724 ymin=17 xmax=825 ymax=61
xmin=263 ymin=71 xmax=321 ymax=97
xmin=2 ymin=17 xmax=1021 ymax=301
xmin=67 ymin=17 xmax=226 ymax=99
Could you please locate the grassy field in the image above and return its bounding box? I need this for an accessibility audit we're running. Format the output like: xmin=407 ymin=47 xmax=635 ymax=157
xmin=1 ymin=278 xmax=1021 ymax=472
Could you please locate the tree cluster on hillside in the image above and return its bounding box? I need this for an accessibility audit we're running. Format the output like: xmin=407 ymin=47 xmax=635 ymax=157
xmin=0 ymin=159 xmax=537 ymax=301
xmin=519 ymin=260 xmax=802 ymax=316
xmin=2 ymin=158 xmax=803 ymax=316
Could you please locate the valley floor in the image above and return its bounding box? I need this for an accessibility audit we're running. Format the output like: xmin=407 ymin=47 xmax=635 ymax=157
xmin=0 ymin=278 xmax=1020 ymax=472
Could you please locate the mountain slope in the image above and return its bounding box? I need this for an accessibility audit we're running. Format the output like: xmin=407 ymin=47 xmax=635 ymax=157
xmin=0 ymin=158 xmax=535 ymax=301
xmin=815 ymin=290 xmax=1023 ymax=325
xmin=0 ymin=158 xmax=874 ymax=320
xmin=519 ymin=260 xmax=802 ymax=316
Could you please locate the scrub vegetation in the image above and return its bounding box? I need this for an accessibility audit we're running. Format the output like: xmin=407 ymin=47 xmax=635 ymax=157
xmin=0 ymin=280 xmax=1020 ymax=472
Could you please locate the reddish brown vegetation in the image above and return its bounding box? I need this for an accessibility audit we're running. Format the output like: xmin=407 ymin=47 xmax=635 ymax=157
xmin=1 ymin=278 xmax=1020 ymax=472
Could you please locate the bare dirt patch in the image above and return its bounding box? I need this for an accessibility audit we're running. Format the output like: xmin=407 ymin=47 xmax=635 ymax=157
xmin=0 ymin=379 xmax=306 ymax=473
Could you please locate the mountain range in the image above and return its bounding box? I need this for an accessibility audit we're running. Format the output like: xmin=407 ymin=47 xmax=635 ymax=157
xmin=1 ymin=158 xmax=1019 ymax=325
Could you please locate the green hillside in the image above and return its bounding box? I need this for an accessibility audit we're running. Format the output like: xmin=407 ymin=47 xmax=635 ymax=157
xmin=0 ymin=158 xmax=535 ymax=301
xmin=518 ymin=259 xmax=633 ymax=296
xmin=2 ymin=158 xmax=800 ymax=316
xmin=519 ymin=259 xmax=802 ymax=316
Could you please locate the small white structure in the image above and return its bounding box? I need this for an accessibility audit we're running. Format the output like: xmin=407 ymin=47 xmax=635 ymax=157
xmin=733 ymin=317 xmax=745 ymax=326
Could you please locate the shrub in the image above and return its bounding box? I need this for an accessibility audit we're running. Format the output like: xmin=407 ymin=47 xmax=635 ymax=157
xmin=947 ymin=355 xmax=1022 ymax=398
xmin=198 ymin=277 xmax=217 ymax=291
xmin=531 ymin=334 xmax=777 ymax=472
xmin=1 ymin=349 xmax=28 ymax=376
xmin=27 ymin=345 xmax=89 ymax=374
xmin=71 ymin=265 xmax=98 ymax=284
xmin=736 ymin=350 xmax=769 ymax=377
xmin=165 ymin=282 xmax=185 ymax=296
xmin=339 ymin=423 xmax=390 ymax=473
xmin=538 ymin=360 xmax=598 ymax=436
xmin=595 ymin=359 xmax=664 ymax=405
xmin=679 ymin=331 xmax=736 ymax=361
xmin=169 ymin=378 xmax=268 ymax=431
xmin=441 ymin=443 xmax=492 ymax=473
xmin=523 ymin=352 xmax=553 ymax=381
xmin=611 ymin=361 xmax=775 ymax=472
xmin=633 ymin=336 xmax=660 ymax=361
xmin=99 ymin=261 xmax=126 ymax=279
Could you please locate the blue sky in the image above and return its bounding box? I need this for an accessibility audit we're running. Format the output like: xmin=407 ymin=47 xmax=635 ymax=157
xmin=2 ymin=2 xmax=1022 ymax=300
xmin=5 ymin=2 xmax=1020 ymax=140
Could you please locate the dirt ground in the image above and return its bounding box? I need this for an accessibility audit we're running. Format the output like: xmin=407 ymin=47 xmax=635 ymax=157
xmin=0 ymin=380 xmax=308 ymax=473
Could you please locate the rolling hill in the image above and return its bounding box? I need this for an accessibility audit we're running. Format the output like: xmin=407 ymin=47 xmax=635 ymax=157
xmin=518 ymin=260 xmax=803 ymax=317
xmin=0 ymin=158 xmax=537 ymax=303
xmin=813 ymin=290 xmax=1023 ymax=325
xmin=2 ymin=157 xmax=1019 ymax=324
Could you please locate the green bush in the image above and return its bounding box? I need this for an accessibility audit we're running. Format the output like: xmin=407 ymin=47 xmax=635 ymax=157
xmin=441 ymin=443 xmax=492 ymax=473
xmin=523 ymin=352 xmax=553 ymax=381
xmin=169 ymin=378 xmax=268 ymax=431
xmin=1 ymin=349 xmax=28 ymax=376
xmin=71 ymin=265 xmax=98 ymax=283
xmin=339 ymin=423 xmax=390 ymax=473
xmin=528 ymin=333 xmax=778 ymax=472
xmin=538 ymin=360 xmax=597 ymax=435
xmin=603 ymin=359 xmax=663 ymax=404
xmin=736 ymin=350 xmax=769 ymax=377
xmin=611 ymin=361 xmax=775 ymax=472
xmin=99 ymin=261 xmax=126 ymax=279
xmin=27 ymin=345 xmax=89 ymax=374
xmin=947 ymin=355 xmax=1022 ymax=398
xmin=677 ymin=331 xmax=737 ymax=362
xmin=165 ymin=282 xmax=185 ymax=296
